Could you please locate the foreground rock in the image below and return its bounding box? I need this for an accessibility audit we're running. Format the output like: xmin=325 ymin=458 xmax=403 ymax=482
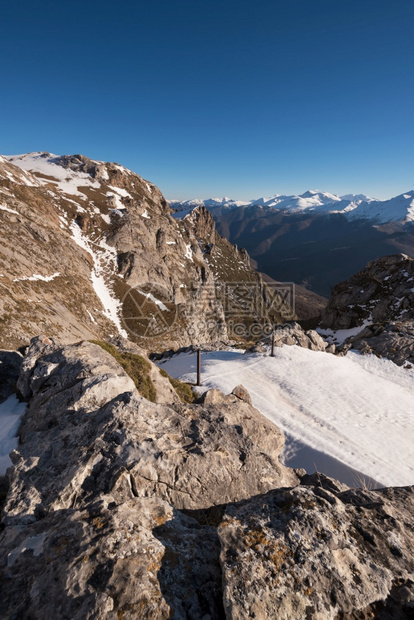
xmin=219 ymin=474 xmax=414 ymax=619
xmin=1 ymin=496 xmax=223 ymax=619
xmin=1 ymin=338 xmax=413 ymax=618
xmin=4 ymin=338 xmax=297 ymax=526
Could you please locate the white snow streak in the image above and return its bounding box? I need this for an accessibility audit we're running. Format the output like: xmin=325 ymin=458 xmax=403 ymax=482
xmin=184 ymin=243 xmax=193 ymax=261
xmin=316 ymin=316 xmax=373 ymax=345
xmin=136 ymin=289 xmax=168 ymax=311
xmin=70 ymin=222 xmax=127 ymax=337
xmin=13 ymin=272 xmax=60 ymax=283
xmin=0 ymin=204 xmax=19 ymax=215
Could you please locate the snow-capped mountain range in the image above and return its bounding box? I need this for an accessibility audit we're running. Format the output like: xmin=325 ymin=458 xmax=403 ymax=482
xmin=170 ymin=189 xmax=414 ymax=224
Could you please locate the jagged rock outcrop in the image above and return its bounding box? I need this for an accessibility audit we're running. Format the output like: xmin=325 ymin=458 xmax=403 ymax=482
xmin=340 ymin=320 xmax=414 ymax=367
xmin=219 ymin=474 xmax=414 ymax=619
xmin=4 ymin=338 xmax=297 ymax=526
xmin=1 ymin=340 xmax=413 ymax=619
xmin=321 ymin=254 xmax=414 ymax=330
xmin=320 ymin=254 xmax=414 ymax=365
xmin=247 ymin=322 xmax=335 ymax=354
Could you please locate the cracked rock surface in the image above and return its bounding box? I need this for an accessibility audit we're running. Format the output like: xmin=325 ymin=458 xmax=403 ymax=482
xmin=1 ymin=339 xmax=413 ymax=619
xmin=219 ymin=474 xmax=414 ymax=620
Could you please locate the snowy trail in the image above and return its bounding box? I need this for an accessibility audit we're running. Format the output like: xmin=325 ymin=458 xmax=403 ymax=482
xmin=159 ymin=347 xmax=414 ymax=488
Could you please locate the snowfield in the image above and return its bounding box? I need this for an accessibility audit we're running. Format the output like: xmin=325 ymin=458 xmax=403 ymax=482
xmin=159 ymin=347 xmax=414 ymax=488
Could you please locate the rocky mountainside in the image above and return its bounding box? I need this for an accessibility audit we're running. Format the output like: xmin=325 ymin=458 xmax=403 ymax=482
xmin=319 ymin=254 xmax=414 ymax=366
xmin=1 ymin=338 xmax=413 ymax=618
xmin=0 ymin=153 xmax=293 ymax=351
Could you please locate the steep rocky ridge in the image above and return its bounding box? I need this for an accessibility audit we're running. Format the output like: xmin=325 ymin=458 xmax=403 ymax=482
xmin=1 ymin=340 xmax=413 ymax=619
xmin=320 ymin=254 xmax=414 ymax=365
xmin=1 ymin=153 xmax=291 ymax=351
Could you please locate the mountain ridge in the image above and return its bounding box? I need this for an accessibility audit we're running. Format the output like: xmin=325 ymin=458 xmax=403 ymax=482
xmin=170 ymin=189 xmax=414 ymax=224
xmin=0 ymin=151 xmax=296 ymax=350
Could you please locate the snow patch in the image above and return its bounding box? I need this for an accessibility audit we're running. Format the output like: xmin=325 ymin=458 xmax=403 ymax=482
xmin=136 ymin=289 xmax=168 ymax=311
xmin=13 ymin=272 xmax=60 ymax=283
xmin=316 ymin=316 xmax=373 ymax=345
xmin=108 ymin=185 xmax=131 ymax=198
xmin=0 ymin=204 xmax=19 ymax=215
xmin=106 ymin=191 xmax=124 ymax=210
xmin=184 ymin=243 xmax=193 ymax=261
xmin=86 ymin=309 xmax=97 ymax=324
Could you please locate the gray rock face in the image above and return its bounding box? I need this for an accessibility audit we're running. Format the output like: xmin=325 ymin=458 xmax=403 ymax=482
xmin=321 ymin=253 xmax=414 ymax=330
xmin=4 ymin=339 xmax=297 ymax=527
xmin=0 ymin=496 xmax=223 ymax=619
xmin=340 ymin=320 xmax=414 ymax=366
xmin=320 ymin=254 xmax=414 ymax=365
xmin=0 ymin=350 xmax=23 ymax=402
xmin=219 ymin=477 xmax=414 ymax=619
xmin=247 ymin=322 xmax=335 ymax=354
xmin=1 ymin=154 xmax=285 ymax=350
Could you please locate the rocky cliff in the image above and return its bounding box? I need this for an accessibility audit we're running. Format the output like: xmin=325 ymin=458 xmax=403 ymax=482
xmin=0 ymin=153 xmax=293 ymax=351
xmin=320 ymin=254 xmax=414 ymax=365
xmin=1 ymin=339 xmax=413 ymax=619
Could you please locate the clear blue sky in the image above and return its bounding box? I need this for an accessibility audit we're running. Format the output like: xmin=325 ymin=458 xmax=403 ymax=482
xmin=1 ymin=0 xmax=414 ymax=200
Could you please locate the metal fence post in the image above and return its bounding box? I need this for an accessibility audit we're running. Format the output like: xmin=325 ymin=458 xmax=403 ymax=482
xmin=197 ymin=349 xmax=201 ymax=386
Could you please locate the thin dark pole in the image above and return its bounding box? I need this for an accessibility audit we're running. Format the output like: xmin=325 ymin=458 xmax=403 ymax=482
xmin=271 ymin=325 xmax=275 ymax=357
xmin=197 ymin=349 xmax=201 ymax=386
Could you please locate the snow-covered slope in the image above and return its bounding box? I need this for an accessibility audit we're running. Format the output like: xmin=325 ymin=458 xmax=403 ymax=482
xmin=269 ymin=190 xmax=342 ymax=212
xmin=347 ymin=190 xmax=414 ymax=223
xmin=159 ymin=347 xmax=414 ymax=488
